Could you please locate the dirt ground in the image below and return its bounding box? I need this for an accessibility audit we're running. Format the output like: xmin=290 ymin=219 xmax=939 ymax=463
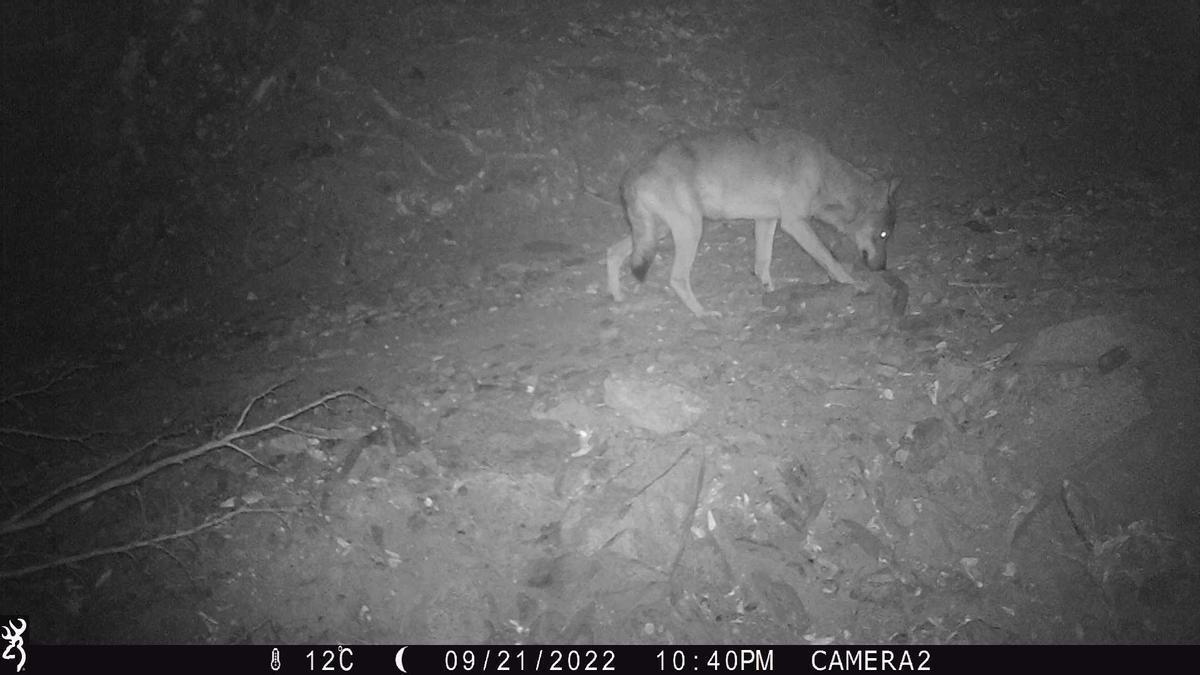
xmin=3 ymin=0 xmax=1199 ymax=645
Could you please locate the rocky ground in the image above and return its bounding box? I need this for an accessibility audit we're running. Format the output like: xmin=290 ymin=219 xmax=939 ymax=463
xmin=2 ymin=0 xmax=1198 ymax=644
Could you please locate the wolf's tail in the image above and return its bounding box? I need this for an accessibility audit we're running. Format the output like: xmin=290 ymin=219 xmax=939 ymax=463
xmin=624 ymin=185 xmax=657 ymax=281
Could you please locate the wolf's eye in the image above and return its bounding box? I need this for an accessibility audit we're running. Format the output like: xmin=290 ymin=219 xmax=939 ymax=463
xmin=879 ymin=231 xmax=888 ymax=239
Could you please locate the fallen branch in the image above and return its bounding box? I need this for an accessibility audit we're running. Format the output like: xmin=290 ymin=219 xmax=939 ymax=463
xmin=0 ymin=506 xmax=293 ymax=581
xmin=0 ymin=427 xmax=101 ymax=446
xmin=5 ymin=436 xmax=164 ymax=525
xmin=1 ymin=367 xmax=98 ymax=447
xmin=0 ymin=365 xmax=92 ymax=407
xmin=667 ymin=450 xmax=707 ymax=585
xmin=0 ymin=389 xmax=367 ymax=537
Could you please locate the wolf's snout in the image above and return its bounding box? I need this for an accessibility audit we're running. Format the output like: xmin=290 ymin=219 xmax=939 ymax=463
xmin=862 ymin=246 xmax=887 ymax=271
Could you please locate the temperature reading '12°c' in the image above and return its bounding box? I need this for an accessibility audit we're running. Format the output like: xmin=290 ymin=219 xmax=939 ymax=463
xmin=307 ymin=646 xmax=355 ymax=671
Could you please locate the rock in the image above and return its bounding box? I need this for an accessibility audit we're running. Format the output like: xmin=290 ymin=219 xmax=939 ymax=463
xmin=896 ymin=417 xmax=950 ymax=473
xmin=1017 ymin=315 xmax=1147 ymax=367
xmin=748 ymin=570 xmax=811 ymax=632
xmin=531 ymin=398 xmax=602 ymax=429
xmin=763 ymin=283 xmax=855 ymax=318
xmin=877 ymin=270 xmax=909 ymax=317
xmin=603 ymin=373 xmax=706 ymax=434
xmin=264 ymin=433 xmax=310 ymax=458
xmin=1098 ymin=345 xmax=1131 ymax=374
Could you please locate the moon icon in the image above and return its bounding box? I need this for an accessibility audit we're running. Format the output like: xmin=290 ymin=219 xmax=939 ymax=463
xmin=395 ymin=646 xmax=408 ymax=673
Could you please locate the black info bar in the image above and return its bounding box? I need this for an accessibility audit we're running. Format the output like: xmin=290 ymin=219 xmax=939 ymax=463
xmin=12 ymin=644 xmax=1182 ymax=673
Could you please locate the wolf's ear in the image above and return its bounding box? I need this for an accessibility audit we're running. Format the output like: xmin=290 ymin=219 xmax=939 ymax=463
xmin=886 ymin=177 xmax=902 ymax=201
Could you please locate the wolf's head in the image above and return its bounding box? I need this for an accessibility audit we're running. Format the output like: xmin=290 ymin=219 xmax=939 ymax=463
xmin=852 ymin=177 xmax=900 ymax=271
